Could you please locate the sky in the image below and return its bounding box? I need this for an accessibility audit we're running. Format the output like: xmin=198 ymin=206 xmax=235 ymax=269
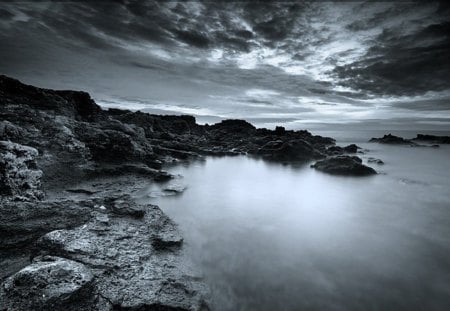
xmin=1 ymin=1 xmax=449 ymax=129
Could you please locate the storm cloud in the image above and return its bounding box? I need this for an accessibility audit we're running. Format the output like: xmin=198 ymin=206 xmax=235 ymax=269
xmin=0 ymin=1 xmax=449 ymax=128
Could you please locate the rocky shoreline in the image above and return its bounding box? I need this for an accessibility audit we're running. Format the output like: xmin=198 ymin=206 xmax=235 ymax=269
xmin=4 ymin=75 xmax=445 ymax=309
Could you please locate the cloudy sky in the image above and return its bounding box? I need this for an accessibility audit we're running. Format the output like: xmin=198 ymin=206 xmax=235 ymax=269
xmin=1 ymin=1 xmax=449 ymax=129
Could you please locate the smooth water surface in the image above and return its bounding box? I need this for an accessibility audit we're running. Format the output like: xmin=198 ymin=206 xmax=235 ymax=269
xmin=142 ymin=132 xmax=450 ymax=310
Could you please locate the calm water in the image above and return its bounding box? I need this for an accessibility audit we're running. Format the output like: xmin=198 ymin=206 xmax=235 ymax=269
xmin=141 ymin=130 xmax=450 ymax=310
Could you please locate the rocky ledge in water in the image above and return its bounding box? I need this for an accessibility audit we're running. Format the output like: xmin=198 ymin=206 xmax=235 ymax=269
xmin=369 ymin=134 xmax=417 ymax=145
xmin=0 ymin=74 xmax=375 ymax=309
xmin=412 ymin=134 xmax=450 ymax=144
xmin=311 ymin=156 xmax=377 ymax=176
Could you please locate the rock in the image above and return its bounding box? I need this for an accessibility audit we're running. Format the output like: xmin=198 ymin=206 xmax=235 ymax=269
xmin=275 ymin=126 xmax=286 ymax=135
xmin=164 ymin=183 xmax=187 ymax=194
xmin=369 ymin=133 xmax=415 ymax=145
xmin=0 ymin=200 xmax=92 ymax=251
xmin=36 ymin=201 xmax=208 ymax=310
xmin=311 ymin=156 xmax=377 ymax=176
xmin=209 ymin=119 xmax=256 ymax=133
xmin=0 ymin=141 xmax=43 ymax=200
xmin=257 ymin=139 xmax=323 ymax=161
xmin=0 ymin=256 xmax=95 ymax=311
xmin=343 ymin=144 xmax=358 ymax=153
xmin=105 ymin=195 xmax=146 ymax=218
xmin=368 ymin=157 xmax=384 ymax=165
xmin=413 ymin=134 xmax=450 ymax=144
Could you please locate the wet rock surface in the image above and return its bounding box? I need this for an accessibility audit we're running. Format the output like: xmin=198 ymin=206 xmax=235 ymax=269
xmin=311 ymin=156 xmax=377 ymax=176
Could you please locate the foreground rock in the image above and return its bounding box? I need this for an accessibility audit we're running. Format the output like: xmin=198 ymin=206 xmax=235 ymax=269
xmin=0 ymin=256 xmax=96 ymax=311
xmin=36 ymin=197 xmax=208 ymax=310
xmin=311 ymin=156 xmax=377 ymax=176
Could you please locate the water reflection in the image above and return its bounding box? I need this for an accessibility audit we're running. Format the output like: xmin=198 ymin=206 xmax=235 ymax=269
xmin=142 ymin=145 xmax=450 ymax=310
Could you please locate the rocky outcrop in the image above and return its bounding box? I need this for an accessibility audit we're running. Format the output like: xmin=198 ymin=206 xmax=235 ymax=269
xmin=413 ymin=134 xmax=450 ymax=144
xmin=369 ymin=134 xmax=416 ymax=145
xmin=256 ymin=139 xmax=324 ymax=161
xmin=311 ymin=156 xmax=377 ymax=176
xmin=0 ymin=141 xmax=43 ymax=200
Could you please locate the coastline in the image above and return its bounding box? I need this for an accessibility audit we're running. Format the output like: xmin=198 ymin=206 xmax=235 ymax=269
xmin=0 ymin=75 xmax=447 ymax=310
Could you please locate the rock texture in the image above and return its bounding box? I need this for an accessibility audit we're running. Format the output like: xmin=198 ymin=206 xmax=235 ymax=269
xmin=0 ymin=141 xmax=43 ymax=200
xmin=311 ymin=156 xmax=377 ymax=176
xmin=1 ymin=256 xmax=96 ymax=311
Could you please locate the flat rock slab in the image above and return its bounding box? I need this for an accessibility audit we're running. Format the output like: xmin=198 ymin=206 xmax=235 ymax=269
xmin=0 ymin=256 xmax=95 ymax=311
xmin=36 ymin=202 xmax=208 ymax=310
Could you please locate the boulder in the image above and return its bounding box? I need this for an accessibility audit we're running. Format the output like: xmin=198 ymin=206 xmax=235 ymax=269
xmin=311 ymin=156 xmax=377 ymax=176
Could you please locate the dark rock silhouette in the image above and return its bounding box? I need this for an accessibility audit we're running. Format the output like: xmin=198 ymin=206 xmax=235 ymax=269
xmin=413 ymin=134 xmax=450 ymax=144
xmin=369 ymin=134 xmax=416 ymax=145
xmin=311 ymin=156 xmax=377 ymax=176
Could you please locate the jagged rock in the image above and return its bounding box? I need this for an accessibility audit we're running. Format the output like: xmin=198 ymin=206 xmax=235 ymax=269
xmin=0 ymin=141 xmax=43 ymax=200
xmin=0 ymin=256 xmax=95 ymax=311
xmin=311 ymin=156 xmax=377 ymax=176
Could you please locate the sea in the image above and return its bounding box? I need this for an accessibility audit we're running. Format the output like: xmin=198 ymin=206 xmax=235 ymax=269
xmin=139 ymin=129 xmax=450 ymax=310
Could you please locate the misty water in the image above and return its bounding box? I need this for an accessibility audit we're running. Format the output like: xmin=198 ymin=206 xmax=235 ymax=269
xmin=142 ymin=130 xmax=450 ymax=310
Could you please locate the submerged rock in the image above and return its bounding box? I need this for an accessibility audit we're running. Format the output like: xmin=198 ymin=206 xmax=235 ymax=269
xmin=311 ymin=156 xmax=377 ymax=176
xmin=368 ymin=157 xmax=384 ymax=165
xmin=0 ymin=256 xmax=95 ymax=311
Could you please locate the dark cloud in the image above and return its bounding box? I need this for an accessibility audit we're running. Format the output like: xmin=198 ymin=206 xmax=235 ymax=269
xmin=333 ymin=20 xmax=450 ymax=97
xmin=0 ymin=1 xmax=449 ymax=125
